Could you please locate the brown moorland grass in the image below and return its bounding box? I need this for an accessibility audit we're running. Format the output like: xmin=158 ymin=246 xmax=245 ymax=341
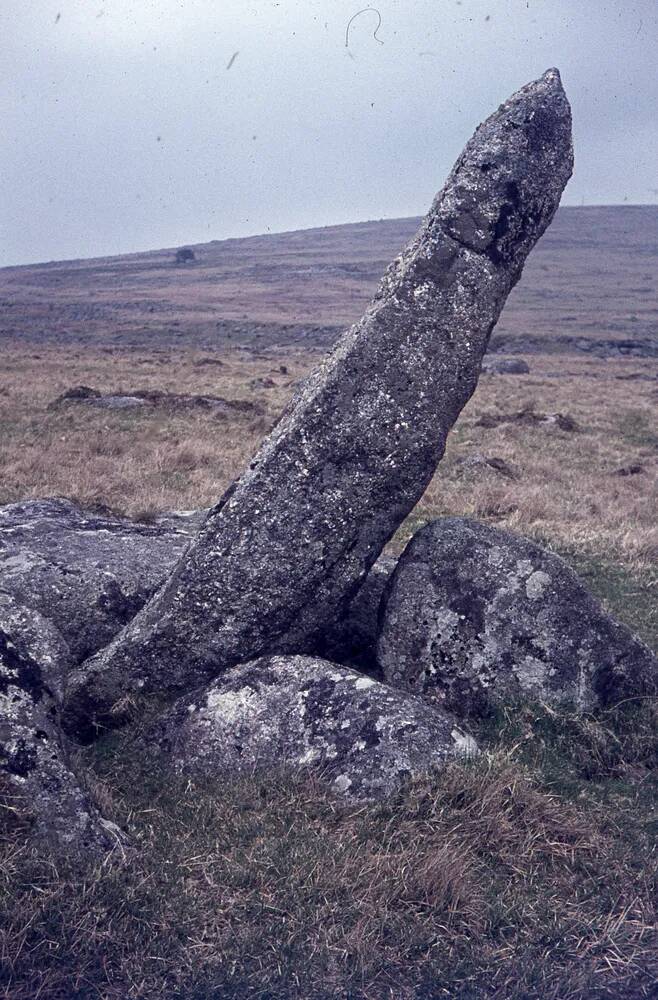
xmin=1 ymin=342 xmax=655 ymax=643
xmin=0 ymin=340 xmax=656 ymax=998
xmin=1 ymin=344 xmax=656 ymax=564
xmin=1 ymin=700 xmax=656 ymax=1000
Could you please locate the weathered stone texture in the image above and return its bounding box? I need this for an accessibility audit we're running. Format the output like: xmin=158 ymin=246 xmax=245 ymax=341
xmin=148 ymin=655 xmax=477 ymax=801
xmin=64 ymin=70 xmax=573 ymax=739
xmin=377 ymin=518 xmax=657 ymax=718
xmin=0 ymin=593 xmax=113 ymax=854
xmin=0 ymin=499 xmax=203 ymax=663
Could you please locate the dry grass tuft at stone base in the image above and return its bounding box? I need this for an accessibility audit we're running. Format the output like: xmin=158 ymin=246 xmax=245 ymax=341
xmin=1 ymin=698 xmax=656 ymax=1000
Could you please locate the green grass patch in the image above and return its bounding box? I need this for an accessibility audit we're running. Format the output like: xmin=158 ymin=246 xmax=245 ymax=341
xmin=552 ymin=546 xmax=658 ymax=652
xmin=617 ymin=408 xmax=658 ymax=450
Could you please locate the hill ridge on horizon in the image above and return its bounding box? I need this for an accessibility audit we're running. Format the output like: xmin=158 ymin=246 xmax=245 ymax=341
xmin=1 ymin=206 xmax=657 ymax=357
xmin=3 ymin=203 xmax=658 ymax=272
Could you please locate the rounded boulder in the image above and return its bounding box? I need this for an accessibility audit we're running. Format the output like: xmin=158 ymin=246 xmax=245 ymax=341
xmin=148 ymin=655 xmax=476 ymax=801
xmin=377 ymin=518 xmax=657 ymax=718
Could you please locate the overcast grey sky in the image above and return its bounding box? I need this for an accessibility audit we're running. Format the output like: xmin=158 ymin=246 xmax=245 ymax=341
xmin=1 ymin=1 xmax=656 ymax=266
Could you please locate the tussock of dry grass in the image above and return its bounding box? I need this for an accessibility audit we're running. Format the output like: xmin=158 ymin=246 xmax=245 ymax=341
xmin=1 ymin=713 xmax=656 ymax=1000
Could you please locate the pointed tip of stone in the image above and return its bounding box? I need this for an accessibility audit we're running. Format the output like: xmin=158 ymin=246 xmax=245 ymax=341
xmin=432 ymin=65 xmax=573 ymax=269
xmin=502 ymin=67 xmax=571 ymax=121
xmin=542 ymin=67 xmax=563 ymax=86
xmin=520 ymin=67 xmax=566 ymax=101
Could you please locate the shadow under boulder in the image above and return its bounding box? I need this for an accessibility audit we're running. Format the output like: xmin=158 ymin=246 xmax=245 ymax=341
xmin=315 ymin=555 xmax=397 ymax=675
xmin=377 ymin=518 xmax=657 ymax=719
xmin=147 ymin=655 xmax=477 ymax=802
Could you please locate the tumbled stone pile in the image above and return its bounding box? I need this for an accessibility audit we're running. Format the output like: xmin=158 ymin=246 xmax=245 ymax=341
xmin=3 ymin=70 xmax=654 ymax=858
xmin=63 ymin=67 xmax=576 ymax=737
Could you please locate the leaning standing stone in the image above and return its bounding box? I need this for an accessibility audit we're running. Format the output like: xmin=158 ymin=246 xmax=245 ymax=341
xmin=64 ymin=69 xmax=573 ymax=740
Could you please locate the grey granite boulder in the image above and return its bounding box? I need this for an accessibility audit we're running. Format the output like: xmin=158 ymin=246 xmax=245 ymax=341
xmin=0 ymin=499 xmax=203 ymax=663
xmin=148 ymin=655 xmax=477 ymax=801
xmin=0 ymin=593 xmax=114 ymax=855
xmin=63 ymin=70 xmax=573 ymax=740
xmin=377 ymin=518 xmax=657 ymax=717
xmin=481 ymin=357 xmax=530 ymax=374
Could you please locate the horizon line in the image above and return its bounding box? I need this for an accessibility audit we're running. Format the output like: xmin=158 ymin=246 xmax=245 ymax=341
xmin=2 ymin=202 xmax=657 ymax=272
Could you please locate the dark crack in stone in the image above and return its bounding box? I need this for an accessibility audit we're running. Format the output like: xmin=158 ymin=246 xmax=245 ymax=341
xmin=314 ymin=555 xmax=397 ymax=675
xmin=0 ymin=593 xmax=116 ymax=856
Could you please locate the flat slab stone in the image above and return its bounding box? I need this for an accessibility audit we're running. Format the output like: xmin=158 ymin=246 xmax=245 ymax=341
xmin=64 ymin=70 xmax=573 ymax=740
xmin=147 ymin=655 xmax=477 ymax=801
xmin=0 ymin=499 xmax=203 ymax=663
xmin=377 ymin=518 xmax=658 ymax=717
xmin=51 ymin=387 xmax=264 ymax=416
xmin=481 ymin=357 xmax=530 ymax=374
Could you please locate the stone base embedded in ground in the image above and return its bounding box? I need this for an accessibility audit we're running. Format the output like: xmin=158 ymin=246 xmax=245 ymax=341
xmin=0 ymin=593 xmax=114 ymax=855
xmin=377 ymin=518 xmax=657 ymax=718
xmin=148 ymin=655 xmax=477 ymax=801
